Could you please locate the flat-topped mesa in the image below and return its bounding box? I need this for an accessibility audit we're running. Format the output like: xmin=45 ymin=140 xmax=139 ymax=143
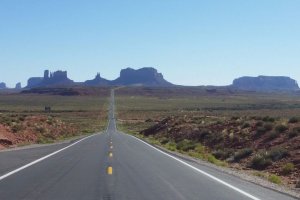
xmin=0 ymin=82 xmax=6 ymax=89
xmin=112 ymin=67 xmax=173 ymax=86
xmin=232 ymin=76 xmax=299 ymax=91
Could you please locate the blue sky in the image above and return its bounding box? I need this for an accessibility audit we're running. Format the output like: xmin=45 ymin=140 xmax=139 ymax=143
xmin=0 ymin=0 xmax=300 ymax=87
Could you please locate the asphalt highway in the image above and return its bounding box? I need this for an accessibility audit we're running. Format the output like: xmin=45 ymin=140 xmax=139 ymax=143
xmin=0 ymin=90 xmax=298 ymax=200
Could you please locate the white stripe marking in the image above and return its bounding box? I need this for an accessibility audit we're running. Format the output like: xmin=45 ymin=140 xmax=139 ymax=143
xmin=0 ymin=134 xmax=97 ymax=181
xmin=127 ymin=134 xmax=261 ymax=200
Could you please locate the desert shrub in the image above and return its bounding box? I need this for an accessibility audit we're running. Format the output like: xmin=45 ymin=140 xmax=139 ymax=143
xmin=35 ymin=126 xmax=46 ymax=134
xmin=160 ymin=138 xmax=169 ymax=145
xmin=242 ymin=122 xmax=250 ymax=129
xmin=268 ymin=175 xmax=282 ymax=184
xmin=268 ymin=148 xmax=289 ymax=161
xmin=176 ymin=139 xmax=196 ymax=151
xmin=199 ymin=129 xmax=210 ymax=139
xmin=255 ymin=127 xmax=267 ymax=137
xmin=288 ymin=131 xmax=299 ymax=138
xmin=262 ymin=116 xmax=275 ymax=122
xmin=296 ymin=180 xmax=300 ymax=188
xmin=288 ymin=117 xmax=299 ymax=124
xmin=275 ymin=124 xmax=288 ymax=133
xmin=266 ymin=131 xmax=280 ymax=140
xmin=11 ymin=124 xmax=23 ymax=133
xmin=256 ymin=121 xmax=264 ymax=127
xmin=281 ymin=163 xmax=294 ymax=175
xmin=231 ymin=116 xmax=239 ymax=120
xmin=212 ymin=149 xmax=232 ymax=160
xmin=251 ymin=154 xmax=272 ymax=170
xmin=234 ymin=148 xmax=253 ymax=162
xmin=18 ymin=115 xmax=26 ymax=121
xmin=289 ymin=127 xmax=300 ymax=138
xmin=263 ymin=123 xmax=273 ymax=131
xmin=165 ymin=142 xmax=176 ymax=151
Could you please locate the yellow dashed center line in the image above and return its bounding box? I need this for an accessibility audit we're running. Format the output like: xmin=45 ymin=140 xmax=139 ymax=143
xmin=109 ymin=152 xmax=113 ymax=158
xmin=107 ymin=166 xmax=113 ymax=175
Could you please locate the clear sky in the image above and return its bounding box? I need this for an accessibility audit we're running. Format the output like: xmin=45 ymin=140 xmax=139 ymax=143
xmin=1 ymin=0 xmax=300 ymax=87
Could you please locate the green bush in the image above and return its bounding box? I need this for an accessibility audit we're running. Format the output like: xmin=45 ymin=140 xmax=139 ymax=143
xmin=268 ymin=175 xmax=282 ymax=184
xmin=281 ymin=163 xmax=294 ymax=175
xmin=160 ymin=138 xmax=169 ymax=145
xmin=288 ymin=117 xmax=299 ymax=124
xmin=176 ymin=139 xmax=197 ymax=152
xmin=251 ymin=154 xmax=272 ymax=170
xmin=234 ymin=148 xmax=253 ymax=162
xmin=275 ymin=124 xmax=288 ymax=133
xmin=255 ymin=127 xmax=267 ymax=137
xmin=289 ymin=127 xmax=300 ymax=138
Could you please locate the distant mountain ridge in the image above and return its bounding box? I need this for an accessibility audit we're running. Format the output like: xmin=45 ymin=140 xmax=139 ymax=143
xmin=1 ymin=68 xmax=300 ymax=92
xmin=232 ymin=76 xmax=299 ymax=91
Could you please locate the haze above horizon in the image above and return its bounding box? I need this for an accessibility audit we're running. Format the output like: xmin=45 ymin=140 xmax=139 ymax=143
xmin=1 ymin=0 xmax=300 ymax=87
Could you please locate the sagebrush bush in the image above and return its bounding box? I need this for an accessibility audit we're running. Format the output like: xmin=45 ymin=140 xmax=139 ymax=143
xmin=212 ymin=149 xmax=232 ymax=160
xmin=296 ymin=180 xmax=300 ymax=188
xmin=268 ymin=148 xmax=289 ymax=161
xmin=262 ymin=116 xmax=275 ymax=122
xmin=242 ymin=122 xmax=250 ymax=129
xmin=255 ymin=127 xmax=267 ymax=137
xmin=266 ymin=131 xmax=280 ymax=140
xmin=263 ymin=123 xmax=273 ymax=131
xmin=288 ymin=117 xmax=299 ymax=124
xmin=251 ymin=154 xmax=272 ymax=170
xmin=234 ymin=148 xmax=253 ymax=162
xmin=256 ymin=121 xmax=264 ymax=127
xmin=281 ymin=163 xmax=294 ymax=175
xmin=275 ymin=124 xmax=288 ymax=133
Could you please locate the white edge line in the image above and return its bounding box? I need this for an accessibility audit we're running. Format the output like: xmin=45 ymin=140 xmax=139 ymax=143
xmin=0 ymin=134 xmax=97 ymax=181
xmin=127 ymin=134 xmax=262 ymax=200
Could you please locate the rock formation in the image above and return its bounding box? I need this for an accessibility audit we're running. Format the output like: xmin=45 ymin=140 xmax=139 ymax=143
xmin=15 ymin=82 xmax=22 ymax=89
xmin=84 ymin=73 xmax=110 ymax=86
xmin=232 ymin=76 xmax=299 ymax=91
xmin=26 ymin=70 xmax=74 ymax=88
xmin=0 ymin=82 xmax=6 ymax=89
xmin=112 ymin=67 xmax=173 ymax=86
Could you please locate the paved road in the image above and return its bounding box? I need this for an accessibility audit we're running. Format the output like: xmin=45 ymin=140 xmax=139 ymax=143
xmin=0 ymin=90 xmax=298 ymax=200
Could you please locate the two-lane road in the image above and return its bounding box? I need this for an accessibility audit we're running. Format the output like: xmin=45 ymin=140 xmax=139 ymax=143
xmin=0 ymin=90 xmax=298 ymax=200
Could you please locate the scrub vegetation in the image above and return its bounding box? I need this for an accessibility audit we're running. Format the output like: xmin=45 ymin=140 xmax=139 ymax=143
xmin=0 ymin=92 xmax=109 ymax=149
xmin=116 ymin=87 xmax=300 ymax=189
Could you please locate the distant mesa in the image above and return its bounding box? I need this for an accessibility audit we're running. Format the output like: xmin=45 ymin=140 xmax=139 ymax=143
xmin=112 ymin=67 xmax=173 ymax=87
xmin=15 ymin=82 xmax=22 ymax=89
xmin=26 ymin=67 xmax=173 ymax=88
xmin=0 ymin=82 xmax=7 ymax=89
xmin=84 ymin=73 xmax=110 ymax=86
xmin=27 ymin=70 xmax=74 ymax=88
xmin=232 ymin=76 xmax=299 ymax=91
